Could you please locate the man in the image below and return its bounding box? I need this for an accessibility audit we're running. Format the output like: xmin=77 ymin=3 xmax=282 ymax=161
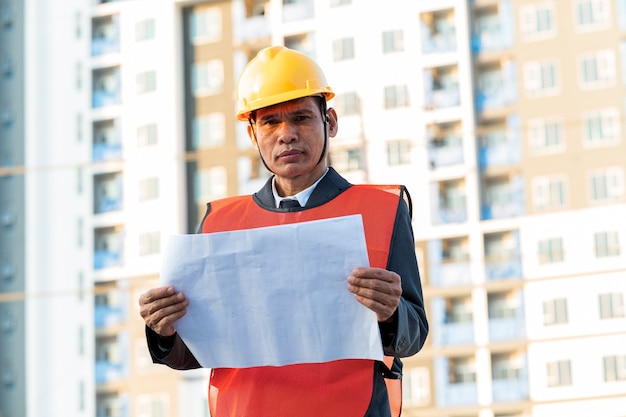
xmin=139 ymin=46 xmax=428 ymax=417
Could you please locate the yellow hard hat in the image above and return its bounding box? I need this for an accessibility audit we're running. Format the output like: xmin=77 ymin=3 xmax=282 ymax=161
xmin=236 ymin=46 xmax=335 ymax=121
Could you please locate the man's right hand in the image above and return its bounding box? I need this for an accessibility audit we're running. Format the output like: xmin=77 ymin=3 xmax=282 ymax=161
xmin=139 ymin=286 xmax=189 ymax=337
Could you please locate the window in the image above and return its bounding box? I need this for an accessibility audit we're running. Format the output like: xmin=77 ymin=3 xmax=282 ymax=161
xmin=76 ymin=62 xmax=82 ymax=90
xmin=189 ymin=7 xmax=221 ymax=44
xmin=195 ymin=166 xmax=227 ymax=203
xmin=136 ymin=18 xmax=155 ymax=41
xmin=330 ymin=0 xmax=351 ymax=6
xmin=488 ymin=292 xmax=518 ymax=319
xmin=2 ymin=56 xmax=13 ymax=79
xmin=520 ymin=2 xmax=556 ymax=41
xmin=547 ymin=360 xmax=572 ymax=387
xmin=575 ymin=0 xmax=610 ymax=31
xmin=139 ymin=232 xmax=160 ymax=256
xmin=403 ymin=367 xmax=430 ymax=406
xmin=1 ymin=105 xmax=13 ymax=128
xmin=599 ymin=292 xmax=625 ymax=319
xmin=77 ymin=217 xmax=84 ymax=247
xmin=543 ymin=298 xmax=568 ymax=325
xmin=446 ymin=296 xmax=473 ymax=323
xmin=594 ymin=231 xmax=620 ymax=257
xmin=450 ymin=357 xmax=476 ymax=383
xmin=384 ymin=84 xmax=409 ymax=109
xmin=136 ymin=393 xmax=169 ymax=417
xmin=583 ymin=108 xmax=620 ymax=146
xmin=589 ymin=167 xmax=624 ymax=202
xmin=138 ymin=177 xmax=159 ymax=201
xmin=603 ymin=355 xmax=626 ymax=382
xmin=193 ymin=113 xmax=225 ymax=149
xmin=524 ymin=60 xmax=559 ymax=96
xmin=532 ymin=175 xmax=567 ymax=210
xmin=492 ymin=354 xmax=521 ymax=380
xmin=333 ymin=37 xmax=355 ymax=61
xmin=137 ymin=124 xmax=158 ymax=147
xmin=579 ymin=50 xmax=615 ymax=88
xmin=1 ymin=4 xmax=14 ymax=28
xmin=334 ymin=92 xmax=360 ymax=116
xmin=76 ymin=113 xmax=83 ymax=142
xmin=382 ymin=30 xmax=404 ymax=53
xmin=192 ymin=60 xmax=224 ymax=96
xmin=538 ymin=237 xmax=564 ymax=264
xmin=528 ymin=117 xmax=564 ymax=154
xmin=332 ymin=147 xmax=362 ymax=172
xmin=387 ymin=140 xmax=411 ymax=166
xmin=136 ymin=70 xmax=156 ymax=94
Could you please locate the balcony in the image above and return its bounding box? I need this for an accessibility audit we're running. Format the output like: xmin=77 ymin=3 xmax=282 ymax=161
xmin=233 ymin=2 xmax=271 ymax=43
xmin=481 ymin=174 xmax=525 ymax=220
xmin=431 ymin=181 xmax=467 ymax=225
xmin=92 ymin=67 xmax=121 ymax=108
xmin=424 ymin=65 xmax=460 ymax=110
xmin=475 ymin=62 xmax=517 ymax=112
xmin=435 ymin=356 xmax=478 ymax=407
xmin=478 ymin=114 xmax=522 ymax=169
xmin=94 ymin=227 xmax=124 ymax=270
xmin=93 ymin=142 xmax=122 ymax=162
xmin=489 ymin=315 xmax=525 ymax=341
xmin=91 ymin=15 xmax=120 ymax=56
xmin=96 ymin=393 xmax=129 ymax=417
xmin=492 ymin=353 xmax=529 ymax=402
xmin=95 ymin=305 xmax=125 ymax=328
xmin=420 ymin=9 xmax=457 ymax=54
xmin=428 ymin=138 xmax=464 ymax=168
xmin=471 ymin=0 xmax=514 ymax=53
xmin=438 ymin=321 xmax=474 ymax=346
xmin=485 ymin=255 xmax=522 ymax=280
xmin=95 ymin=359 xmax=127 ymax=384
xmin=94 ymin=173 xmax=123 ymax=214
xmin=431 ymin=297 xmax=475 ymax=346
xmin=282 ymin=0 xmax=314 ymax=22
xmin=428 ymin=239 xmax=472 ymax=287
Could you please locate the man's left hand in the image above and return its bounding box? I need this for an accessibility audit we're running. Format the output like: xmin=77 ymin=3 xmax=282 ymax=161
xmin=347 ymin=267 xmax=402 ymax=323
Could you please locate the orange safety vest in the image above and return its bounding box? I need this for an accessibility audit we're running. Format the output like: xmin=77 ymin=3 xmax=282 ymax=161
xmin=202 ymin=185 xmax=403 ymax=417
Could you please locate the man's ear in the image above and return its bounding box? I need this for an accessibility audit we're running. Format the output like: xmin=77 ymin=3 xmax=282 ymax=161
xmin=326 ymin=107 xmax=338 ymax=138
xmin=247 ymin=123 xmax=259 ymax=148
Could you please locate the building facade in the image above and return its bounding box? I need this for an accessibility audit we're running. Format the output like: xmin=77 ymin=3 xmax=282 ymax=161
xmin=1 ymin=1 xmax=625 ymax=417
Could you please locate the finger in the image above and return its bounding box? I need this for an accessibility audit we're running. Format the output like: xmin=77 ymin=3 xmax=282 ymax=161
xmin=352 ymin=267 xmax=401 ymax=283
xmin=138 ymin=286 xmax=175 ymax=306
xmin=352 ymin=294 xmax=397 ymax=322
xmin=348 ymin=273 xmax=402 ymax=297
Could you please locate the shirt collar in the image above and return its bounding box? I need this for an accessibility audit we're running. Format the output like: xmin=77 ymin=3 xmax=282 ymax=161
xmin=272 ymin=167 xmax=329 ymax=208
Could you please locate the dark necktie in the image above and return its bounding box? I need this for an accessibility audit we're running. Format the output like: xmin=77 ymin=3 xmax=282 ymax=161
xmin=279 ymin=199 xmax=301 ymax=209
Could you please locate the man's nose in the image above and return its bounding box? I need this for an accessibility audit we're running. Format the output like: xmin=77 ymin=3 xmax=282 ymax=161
xmin=277 ymin=121 xmax=297 ymax=143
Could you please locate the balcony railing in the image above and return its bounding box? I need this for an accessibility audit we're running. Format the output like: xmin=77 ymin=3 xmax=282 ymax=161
xmin=95 ymin=305 xmax=125 ymax=328
xmin=492 ymin=374 xmax=529 ymax=402
xmin=92 ymin=89 xmax=121 ymax=108
xmin=91 ymin=37 xmax=119 ymax=56
xmin=430 ymin=260 xmax=472 ymax=287
xmin=425 ymin=87 xmax=460 ymax=110
xmin=489 ymin=316 xmax=525 ymax=341
xmin=282 ymin=0 xmax=314 ymax=22
xmin=428 ymin=141 xmax=464 ymax=168
xmin=436 ymin=321 xmax=474 ymax=346
xmin=93 ymin=142 xmax=122 ymax=162
xmin=95 ymin=360 xmax=127 ymax=384
xmin=94 ymin=249 xmax=122 ymax=270
xmin=485 ymin=255 xmax=522 ymax=280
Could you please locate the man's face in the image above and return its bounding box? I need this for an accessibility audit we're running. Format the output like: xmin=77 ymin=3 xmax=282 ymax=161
xmin=248 ymin=96 xmax=337 ymax=183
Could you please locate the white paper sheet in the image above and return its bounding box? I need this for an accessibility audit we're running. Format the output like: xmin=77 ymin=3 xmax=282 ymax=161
xmin=160 ymin=214 xmax=383 ymax=369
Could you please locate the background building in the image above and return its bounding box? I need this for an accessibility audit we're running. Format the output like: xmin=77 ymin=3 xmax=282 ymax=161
xmin=1 ymin=0 xmax=625 ymax=416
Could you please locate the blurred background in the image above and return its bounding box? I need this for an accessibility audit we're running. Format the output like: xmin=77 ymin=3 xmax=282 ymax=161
xmin=1 ymin=0 xmax=626 ymax=416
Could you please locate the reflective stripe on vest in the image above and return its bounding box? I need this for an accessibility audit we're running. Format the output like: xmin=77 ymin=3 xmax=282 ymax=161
xmin=202 ymin=185 xmax=402 ymax=417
